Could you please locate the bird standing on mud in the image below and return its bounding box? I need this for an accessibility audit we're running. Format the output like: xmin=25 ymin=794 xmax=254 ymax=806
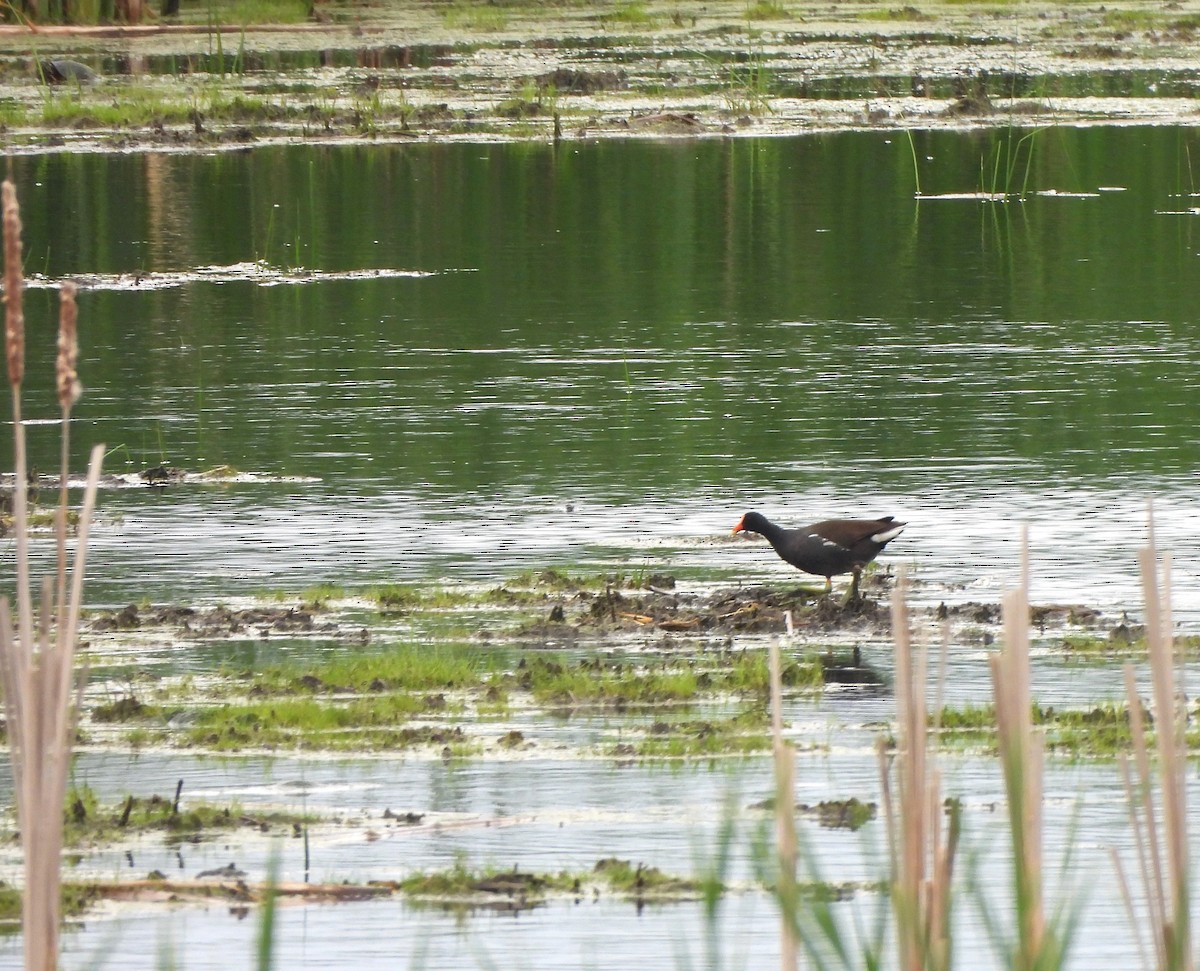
xmin=731 ymin=511 xmax=906 ymax=601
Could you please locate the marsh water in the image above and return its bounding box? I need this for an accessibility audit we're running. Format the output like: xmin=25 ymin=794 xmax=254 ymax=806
xmin=9 ymin=128 xmax=1200 ymax=609
xmin=3 ymin=126 xmax=1200 ymax=968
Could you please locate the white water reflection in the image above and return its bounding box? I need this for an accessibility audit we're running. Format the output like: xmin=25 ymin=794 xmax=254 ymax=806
xmin=68 ymin=476 xmax=1200 ymax=632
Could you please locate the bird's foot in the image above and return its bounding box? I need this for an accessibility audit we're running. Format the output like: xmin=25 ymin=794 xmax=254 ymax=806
xmin=839 ymin=571 xmax=863 ymax=608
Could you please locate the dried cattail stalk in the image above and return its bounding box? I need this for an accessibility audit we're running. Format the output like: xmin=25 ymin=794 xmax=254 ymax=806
xmin=885 ymin=568 xmax=954 ymax=971
xmin=0 ymin=176 xmax=105 ymax=971
xmin=990 ymin=528 xmax=1048 ymax=970
xmin=55 ymin=283 xmax=81 ymax=644
xmin=2 ymin=177 xmax=32 ymax=679
xmin=2 ymin=180 xmax=24 ymax=388
xmin=56 ymin=283 xmax=80 ymax=412
xmin=1121 ymin=666 xmax=1168 ymax=970
xmin=1121 ymin=502 xmax=1193 ymax=971
xmin=768 ymin=640 xmax=798 ymax=971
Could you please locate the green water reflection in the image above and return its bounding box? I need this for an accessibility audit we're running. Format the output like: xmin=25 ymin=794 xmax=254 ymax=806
xmin=8 ymin=127 xmax=1200 ymax=500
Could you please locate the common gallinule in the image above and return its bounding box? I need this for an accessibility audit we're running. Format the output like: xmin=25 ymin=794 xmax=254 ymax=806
xmin=731 ymin=511 xmax=906 ymax=600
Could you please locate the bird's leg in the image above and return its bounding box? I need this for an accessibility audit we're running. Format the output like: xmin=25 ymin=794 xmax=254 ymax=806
xmin=823 ymin=576 xmax=833 ymax=597
xmin=841 ymin=568 xmax=863 ymax=606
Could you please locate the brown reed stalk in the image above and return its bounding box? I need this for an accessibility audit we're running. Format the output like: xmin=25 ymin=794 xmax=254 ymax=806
xmin=3 ymin=181 xmax=32 ymax=674
xmin=0 ymin=179 xmax=104 ymax=971
xmin=989 ymin=528 xmax=1050 ymax=971
xmin=1117 ymin=505 xmax=1192 ymax=971
xmin=55 ymin=282 xmax=80 ymax=613
xmin=880 ymin=567 xmax=956 ymax=971
xmin=768 ymin=639 xmax=798 ymax=971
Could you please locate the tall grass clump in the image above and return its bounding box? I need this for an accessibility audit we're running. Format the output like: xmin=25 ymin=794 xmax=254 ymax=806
xmin=1115 ymin=508 xmax=1192 ymax=971
xmin=0 ymin=178 xmax=104 ymax=971
xmin=879 ymin=568 xmax=957 ymax=971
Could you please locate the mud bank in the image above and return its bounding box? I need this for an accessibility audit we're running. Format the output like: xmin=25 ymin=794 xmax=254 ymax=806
xmin=0 ymin=0 xmax=1198 ymax=152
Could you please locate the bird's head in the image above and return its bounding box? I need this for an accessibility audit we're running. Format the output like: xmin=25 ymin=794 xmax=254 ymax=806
xmin=732 ymin=512 xmax=766 ymax=535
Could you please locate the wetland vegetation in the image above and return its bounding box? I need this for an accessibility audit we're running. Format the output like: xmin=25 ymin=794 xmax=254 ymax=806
xmin=3 ymin=0 xmax=1200 ymax=152
xmin=2 ymin=1 xmax=1200 ymax=967
xmin=68 ymin=571 xmax=1197 ymax=766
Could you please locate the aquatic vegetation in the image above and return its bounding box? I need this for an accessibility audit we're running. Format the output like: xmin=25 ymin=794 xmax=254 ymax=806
xmin=365 ymin=583 xmax=475 ymax=610
xmin=216 ymin=0 xmax=311 ymax=24
xmin=179 ymin=696 xmax=466 ymax=751
xmin=504 ymin=567 xmax=607 ymax=592
xmin=38 ymin=84 xmax=215 ymax=128
xmin=744 ymin=0 xmax=787 ymax=19
xmin=443 ymin=2 xmax=508 ymax=31
xmin=514 ymin=649 xmax=820 ymax=708
xmin=608 ymin=1 xmax=655 ymax=25
xmin=765 ymin=528 xmax=1200 ymax=970
xmin=1060 ymin=629 xmax=1200 ymax=658
xmin=240 ymin=642 xmax=496 ymax=695
xmin=859 ymin=5 xmax=933 ymax=21
xmin=398 ymin=856 xmax=705 ymax=904
xmin=0 ymin=883 xmax=98 ymax=929
xmin=591 ymin=858 xmax=704 ymax=896
xmin=1098 ymin=8 xmax=1162 ymax=31
xmin=936 ymin=701 xmax=1140 ymax=756
xmin=91 ymin=694 xmax=163 ymax=723
xmin=722 ymin=54 xmax=774 ymax=116
xmin=298 ymin=583 xmax=344 ymax=608
xmin=59 ymin=785 xmax=314 ymax=846
xmin=81 ymin=616 xmax=833 ymax=754
xmin=796 ymin=797 xmax=877 ymax=832
xmin=519 ymin=655 xmax=701 ymax=706
xmin=616 ymin=711 xmax=772 ymax=758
